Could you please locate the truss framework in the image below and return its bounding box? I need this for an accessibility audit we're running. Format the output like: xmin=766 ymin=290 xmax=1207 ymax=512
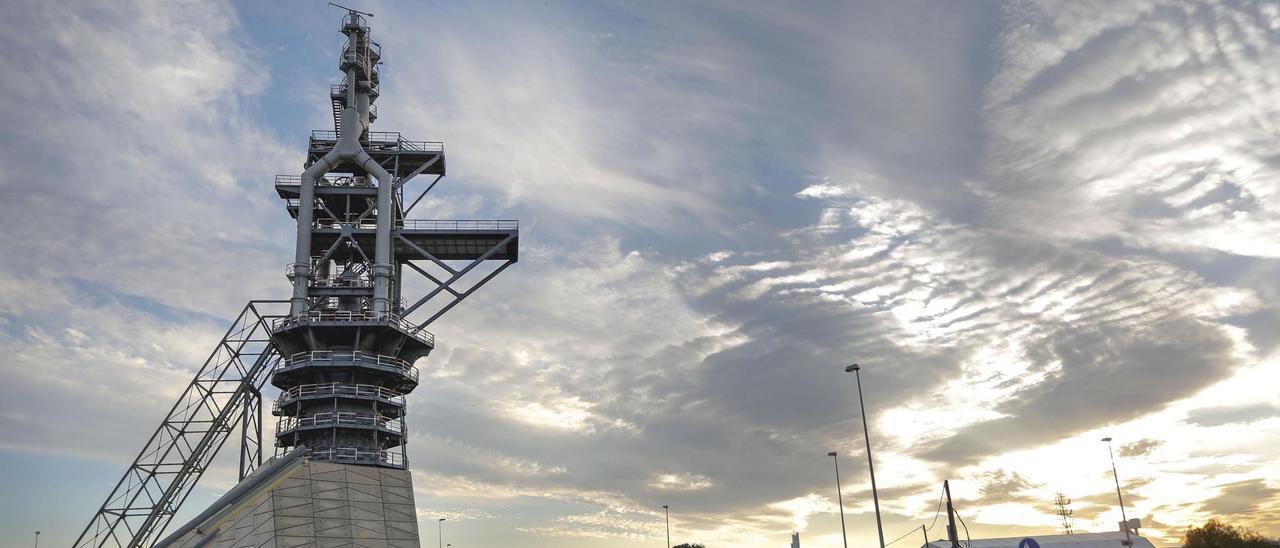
xmin=76 ymin=11 xmax=517 ymax=547
xmin=397 ymin=230 xmax=517 ymax=332
xmin=73 ymin=300 xmax=289 ymax=548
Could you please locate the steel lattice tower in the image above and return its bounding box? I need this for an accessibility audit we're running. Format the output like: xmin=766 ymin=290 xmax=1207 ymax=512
xmin=75 ymin=10 xmax=518 ymax=547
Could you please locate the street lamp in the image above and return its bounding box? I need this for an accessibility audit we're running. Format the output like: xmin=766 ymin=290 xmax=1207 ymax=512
xmin=662 ymin=505 xmax=670 ymax=548
xmin=845 ymin=364 xmax=886 ymax=548
xmin=34 ymin=531 xmax=40 ymax=548
xmin=828 ymin=452 xmax=849 ymax=548
xmin=438 ymin=517 xmax=446 ymax=548
xmin=1102 ymin=437 xmax=1132 ymax=546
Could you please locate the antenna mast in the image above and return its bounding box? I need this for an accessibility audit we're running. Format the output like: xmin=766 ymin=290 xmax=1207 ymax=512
xmin=1054 ymin=493 xmax=1075 ymax=535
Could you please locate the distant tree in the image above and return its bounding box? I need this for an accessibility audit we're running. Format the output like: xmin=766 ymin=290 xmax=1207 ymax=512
xmin=672 ymin=544 xmax=706 ymax=548
xmin=1182 ymin=519 xmax=1274 ymax=548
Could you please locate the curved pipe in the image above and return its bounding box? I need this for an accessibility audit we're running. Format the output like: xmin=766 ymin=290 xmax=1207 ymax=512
xmin=292 ymin=153 xmax=339 ymax=314
xmin=291 ymin=58 xmax=393 ymax=316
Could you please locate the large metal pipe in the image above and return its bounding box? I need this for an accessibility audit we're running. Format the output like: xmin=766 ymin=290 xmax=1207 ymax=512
xmin=360 ymin=150 xmax=394 ymax=316
xmin=293 ymin=27 xmax=390 ymax=316
xmin=292 ymin=153 xmax=337 ymax=315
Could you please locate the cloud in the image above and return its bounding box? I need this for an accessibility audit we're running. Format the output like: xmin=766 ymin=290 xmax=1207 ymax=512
xmin=649 ymin=472 xmax=714 ymax=492
xmin=1119 ymin=439 xmax=1164 ymax=458
xmin=4 ymin=0 xmax=1280 ymax=546
xmin=980 ymin=0 xmax=1280 ymax=259
xmin=1200 ymin=479 xmax=1280 ymax=516
xmin=976 ymin=470 xmax=1041 ymax=505
xmin=1185 ymin=403 xmax=1280 ymax=427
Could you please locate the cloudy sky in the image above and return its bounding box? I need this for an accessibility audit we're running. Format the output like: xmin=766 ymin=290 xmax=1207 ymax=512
xmin=1 ymin=0 xmax=1278 ymax=546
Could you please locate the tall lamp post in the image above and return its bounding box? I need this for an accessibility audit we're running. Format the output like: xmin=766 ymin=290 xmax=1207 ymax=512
xmin=438 ymin=517 xmax=446 ymax=548
xmin=662 ymin=504 xmax=671 ymax=548
xmin=846 ymin=364 xmax=886 ymax=548
xmin=34 ymin=531 xmax=40 ymax=548
xmin=828 ymin=452 xmax=849 ymax=548
xmin=1102 ymin=437 xmax=1132 ymax=546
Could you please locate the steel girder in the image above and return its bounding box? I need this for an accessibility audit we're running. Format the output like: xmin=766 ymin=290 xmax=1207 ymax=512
xmin=73 ymin=300 xmax=289 ymax=548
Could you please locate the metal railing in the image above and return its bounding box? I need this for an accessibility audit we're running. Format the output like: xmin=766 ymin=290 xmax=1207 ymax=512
xmin=342 ymin=12 xmax=370 ymax=32
xmin=312 ymin=274 xmax=373 ymax=288
xmin=285 ymin=263 xmax=375 ymax=286
xmin=277 ymin=412 xmax=404 ymax=435
xmin=310 ymin=130 xmax=443 ymax=154
xmin=341 ymin=41 xmax=381 ymax=63
xmin=285 ymin=262 xmax=305 ymax=280
xmin=311 ymin=446 xmax=406 ymax=467
xmin=273 ymin=382 xmax=404 ymax=412
xmin=273 ymin=312 xmax=434 ymax=347
xmin=397 ymin=219 xmax=519 ymax=231
xmin=275 ymin=350 xmax=420 ymax=381
xmin=333 ymin=79 xmax=381 ymax=99
xmin=276 ymin=174 xmax=373 ymax=188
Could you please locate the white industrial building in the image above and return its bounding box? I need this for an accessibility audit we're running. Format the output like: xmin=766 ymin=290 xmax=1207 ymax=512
xmin=924 ymin=531 xmax=1156 ymax=548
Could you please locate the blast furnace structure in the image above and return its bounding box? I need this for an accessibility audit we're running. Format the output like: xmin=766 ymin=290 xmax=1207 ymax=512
xmin=75 ymin=11 xmax=518 ymax=547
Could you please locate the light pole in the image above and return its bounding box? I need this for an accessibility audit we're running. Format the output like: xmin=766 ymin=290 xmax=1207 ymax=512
xmin=846 ymin=364 xmax=886 ymax=548
xmin=438 ymin=517 xmax=446 ymax=548
xmin=662 ymin=504 xmax=670 ymax=548
xmin=1102 ymin=437 xmax=1132 ymax=546
xmin=828 ymin=451 xmax=848 ymax=548
xmin=34 ymin=531 xmax=40 ymax=548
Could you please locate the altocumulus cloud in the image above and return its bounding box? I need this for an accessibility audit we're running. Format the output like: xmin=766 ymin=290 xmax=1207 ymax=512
xmin=2 ymin=0 xmax=1280 ymax=547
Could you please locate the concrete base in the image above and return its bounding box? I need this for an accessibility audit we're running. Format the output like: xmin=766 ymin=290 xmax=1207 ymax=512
xmin=166 ymin=459 xmax=419 ymax=548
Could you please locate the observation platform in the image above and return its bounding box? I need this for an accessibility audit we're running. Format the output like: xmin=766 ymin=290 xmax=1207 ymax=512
xmin=271 ymin=350 xmax=420 ymax=392
xmin=275 ymin=412 xmax=405 ymax=448
xmin=303 ymin=219 xmax=521 ymax=262
xmin=312 ymin=447 xmax=406 ymax=468
xmin=271 ymin=312 xmax=435 ymax=363
xmin=274 ymin=174 xmax=377 ymax=220
xmin=272 ymin=382 xmax=407 ymax=417
xmin=307 ymin=131 xmax=445 ymax=177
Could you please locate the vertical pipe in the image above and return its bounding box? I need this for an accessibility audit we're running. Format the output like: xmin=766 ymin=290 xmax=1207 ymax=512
xmin=371 ymin=165 xmax=393 ymax=315
xmin=291 ymin=171 xmax=316 ymax=315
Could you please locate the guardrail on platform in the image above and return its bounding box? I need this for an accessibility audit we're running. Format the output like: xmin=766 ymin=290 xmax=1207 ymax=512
xmin=275 ymin=350 xmax=420 ymax=381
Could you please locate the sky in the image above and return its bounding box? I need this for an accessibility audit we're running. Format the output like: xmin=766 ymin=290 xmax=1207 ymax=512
xmin=0 ymin=0 xmax=1278 ymax=547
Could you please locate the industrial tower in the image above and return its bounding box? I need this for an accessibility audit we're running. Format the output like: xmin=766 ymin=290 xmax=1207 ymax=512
xmin=75 ymin=10 xmax=517 ymax=547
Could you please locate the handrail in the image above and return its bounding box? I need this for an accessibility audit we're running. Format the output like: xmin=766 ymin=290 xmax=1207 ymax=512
xmin=277 ymin=411 xmax=404 ymax=434
xmin=313 ymin=274 xmax=373 ymax=288
xmin=309 ymin=130 xmax=443 ymax=153
xmin=275 ymin=174 xmax=373 ymax=188
xmin=273 ymin=312 xmax=435 ymax=347
xmin=332 ymin=79 xmax=381 ymax=99
xmin=283 ymin=262 xmax=373 ymax=287
xmin=342 ymin=12 xmax=370 ymax=31
xmin=275 ymin=350 xmax=420 ymax=380
xmin=311 ymin=447 xmax=405 ymax=467
xmin=397 ymin=219 xmax=518 ymax=231
xmin=310 ymin=130 xmax=339 ymax=142
xmin=273 ymin=382 xmax=404 ymax=412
